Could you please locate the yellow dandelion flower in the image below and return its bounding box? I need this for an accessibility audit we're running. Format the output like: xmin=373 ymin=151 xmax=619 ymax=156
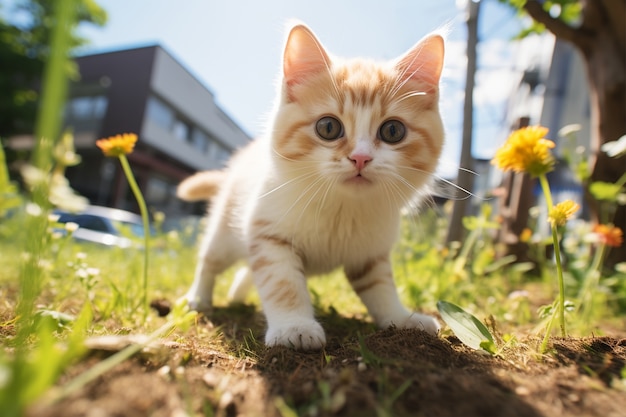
xmin=548 ymin=200 xmax=579 ymax=227
xmin=593 ymin=224 xmax=624 ymax=248
xmin=96 ymin=133 xmax=138 ymax=157
xmin=492 ymin=126 xmax=555 ymax=177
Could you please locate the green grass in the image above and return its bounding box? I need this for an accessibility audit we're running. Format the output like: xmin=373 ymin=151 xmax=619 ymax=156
xmin=2 ymin=1 xmax=624 ymax=414
xmin=1 ymin=198 xmax=625 ymax=415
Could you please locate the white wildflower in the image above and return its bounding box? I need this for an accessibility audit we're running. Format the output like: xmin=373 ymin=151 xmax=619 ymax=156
xmin=602 ymin=135 xmax=626 ymax=158
xmin=558 ymin=123 xmax=582 ymax=137
xmin=49 ymin=172 xmax=88 ymax=213
xmin=25 ymin=202 xmax=43 ymax=217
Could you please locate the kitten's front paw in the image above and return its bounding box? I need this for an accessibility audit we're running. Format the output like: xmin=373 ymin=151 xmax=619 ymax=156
xmin=265 ymin=320 xmax=326 ymax=350
xmin=183 ymin=293 xmax=212 ymax=315
xmin=396 ymin=313 xmax=441 ymax=336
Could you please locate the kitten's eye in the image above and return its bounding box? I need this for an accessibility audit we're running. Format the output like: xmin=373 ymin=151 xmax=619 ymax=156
xmin=379 ymin=120 xmax=406 ymax=144
xmin=315 ymin=116 xmax=344 ymax=141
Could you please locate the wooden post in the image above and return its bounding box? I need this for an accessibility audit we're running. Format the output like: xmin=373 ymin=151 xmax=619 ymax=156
xmin=446 ymin=0 xmax=480 ymax=244
xmin=496 ymin=117 xmax=536 ymax=263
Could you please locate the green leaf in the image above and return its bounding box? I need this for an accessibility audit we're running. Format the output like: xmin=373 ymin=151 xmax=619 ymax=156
xmin=34 ymin=309 xmax=76 ymax=330
xmin=589 ymin=181 xmax=623 ymax=202
xmin=462 ymin=216 xmax=479 ymax=231
xmin=560 ymin=2 xmax=583 ymax=23
xmin=511 ymin=262 xmax=536 ymax=274
xmin=436 ymin=301 xmax=495 ymax=354
xmin=479 ymin=340 xmax=498 ymax=355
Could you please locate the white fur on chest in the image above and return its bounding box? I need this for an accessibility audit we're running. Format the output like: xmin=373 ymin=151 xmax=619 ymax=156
xmin=249 ymin=179 xmax=400 ymax=274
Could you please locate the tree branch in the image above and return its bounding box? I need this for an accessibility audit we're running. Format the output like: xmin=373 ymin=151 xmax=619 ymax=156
xmin=523 ymin=0 xmax=587 ymax=49
xmin=599 ymin=0 xmax=626 ymax=54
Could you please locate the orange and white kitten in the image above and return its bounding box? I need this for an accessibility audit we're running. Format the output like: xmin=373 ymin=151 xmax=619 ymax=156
xmin=177 ymin=23 xmax=445 ymax=350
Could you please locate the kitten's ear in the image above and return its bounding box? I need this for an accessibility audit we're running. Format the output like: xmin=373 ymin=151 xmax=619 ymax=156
xmin=395 ymin=34 xmax=444 ymax=87
xmin=283 ymin=24 xmax=330 ymax=89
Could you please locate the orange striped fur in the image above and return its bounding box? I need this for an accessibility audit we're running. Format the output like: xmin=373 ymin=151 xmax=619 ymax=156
xmin=180 ymin=22 xmax=446 ymax=350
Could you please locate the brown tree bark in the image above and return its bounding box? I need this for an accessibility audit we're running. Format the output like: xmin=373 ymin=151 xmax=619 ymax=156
xmin=523 ymin=0 xmax=626 ymax=264
xmin=497 ymin=117 xmax=536 ymax=265
xmin=446 ymin=1 xmax=480 ymax=244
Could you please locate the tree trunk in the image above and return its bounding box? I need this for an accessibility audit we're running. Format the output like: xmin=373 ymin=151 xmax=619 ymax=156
xmin=523 ymin=0 xmax=626 ymax=264
xmin=446 ymin=0 xmax=480 ymax=244
xmin=585 ymin=32 xmax=626 ymax=264
xmin=496 ymin=117 xmax=537 ymax=264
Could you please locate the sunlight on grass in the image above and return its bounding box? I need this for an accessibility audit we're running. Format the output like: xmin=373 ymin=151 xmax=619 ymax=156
xmin=0 ymin=3 xmax=624 ymax=413
xmin=2 ymin=187 xmax=625 ymax=413
xmin=96 ymin=132 xmax=151 ymax=321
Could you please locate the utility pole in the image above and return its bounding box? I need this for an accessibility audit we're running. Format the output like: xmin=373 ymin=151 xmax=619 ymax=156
xmin=446 ymin=0 xmax=481 ymax=244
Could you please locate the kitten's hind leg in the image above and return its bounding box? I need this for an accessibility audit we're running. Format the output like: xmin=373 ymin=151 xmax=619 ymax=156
xmin=345 ymin=255 xmax=440 ymax=336
xmin=185 ymin=227 xmax=243 ymax=314
xmin=227 ymin=266 xmax=254 ymax=303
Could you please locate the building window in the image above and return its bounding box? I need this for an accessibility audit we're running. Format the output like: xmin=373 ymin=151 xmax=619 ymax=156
xmin=207 ymin=140 xmax=231 ymax=165
xmin=191 ymin=128 xmax=209 ymax=153
xmin=145 ymin=176 xmax=173 ymax=206
xmin=146 ymin=96 xmax=174 ymax=130
xmin=145 ymin=94 xmax=233 ymax=164
xmin=172 ymin=118 xmax=191 ymax=142
xmin=66 ymin=95 xmax=108 ymax=120
xmin=215 ymin=143 xmax=230 ymax=164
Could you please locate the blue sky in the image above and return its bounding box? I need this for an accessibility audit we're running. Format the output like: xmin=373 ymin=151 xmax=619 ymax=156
xmin=6 ymin=0 xmax=527 ymax=178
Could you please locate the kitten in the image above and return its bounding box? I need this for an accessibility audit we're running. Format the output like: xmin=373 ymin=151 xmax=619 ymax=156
xmin=177 ymin=22 xmax=445 ymax=350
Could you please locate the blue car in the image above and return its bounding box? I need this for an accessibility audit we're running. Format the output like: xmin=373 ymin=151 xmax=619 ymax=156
xmin=54 ymin=205 xmax=150 ymax=248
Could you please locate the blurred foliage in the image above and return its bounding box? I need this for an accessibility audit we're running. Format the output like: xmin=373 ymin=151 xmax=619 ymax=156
xmin=499 ymin=0 xmax=582 ymax=38
xmin=0 ymin=141 xmax=22 ymax=219
xmin=0 ymin=0 xmax=107 ymax=138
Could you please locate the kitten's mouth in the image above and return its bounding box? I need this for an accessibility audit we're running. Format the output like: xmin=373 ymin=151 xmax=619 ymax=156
xmin=344 ymin=173 xmax=372 ymax=185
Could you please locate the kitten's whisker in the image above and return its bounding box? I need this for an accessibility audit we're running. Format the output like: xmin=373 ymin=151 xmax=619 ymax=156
xmin=395 ymin=90 xmax=427 ymax=103
xmin=394 ymin=164 xmax=476 ymax=181
xmin=394 ymin=164 xmax=478 ymax=201
xmin=380 ymin=178 xmax=405 ymax=214
xmin=262 ymin=148 xmax=342 ymax=202
xmin=392 ymin=41 xmax=431 ymax=97
xmin=313 ymin=177 xmax=331 ymax=226
xmin=383 ymin=177 xmax=429 ymax=225
xmin=437 ymin=160 xmax=479 ymax=177
xmin=429 ymin=175 xmax=476 ymax=201
xmin=390 ymin=59 xmax=427 ymax=99
xmin=456 ymin=166 xmax=479 ymax=176
xmin=301 ymin=28 xmax=342 ymax=102
xmin=277 ymin=174 xmax=327 ymax=224
xmin=380 ymin=179 xmax=395 ymax=215
xmin=291 ymin=176 xmax=331 ymax=233
xmin=271 ymin=147 xmax=344 ymax=169
xmin=309 ymin=177 xmax=336 ymax=233
xmin=258 ymin=171 xmax=319 ymax=199
xmin=385 ymin=170 xmax=444 ymax=214
xmin=271 ymin=147 xmax=318 ymax=164
xmin=385 ymin=172 xmax=421 ymax=203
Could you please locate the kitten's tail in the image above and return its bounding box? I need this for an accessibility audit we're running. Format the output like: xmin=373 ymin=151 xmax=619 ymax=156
xmin=177 ymin=170 xmax=226 ymax=201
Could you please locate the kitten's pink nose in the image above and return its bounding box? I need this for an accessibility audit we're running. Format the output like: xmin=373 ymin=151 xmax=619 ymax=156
xmin=348 ymin=153 xmax=372 ymax=171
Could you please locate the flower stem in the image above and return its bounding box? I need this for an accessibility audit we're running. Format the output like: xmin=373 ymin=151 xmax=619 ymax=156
xmin=551 ymin=225 xmax=566 ymax=337
xmin=576 ymin=243 xmax=606 ymax=325
xmin=118 ymin=154 xmax=150 ymax=321
xmin=539 ymin=299 xmax=558 ymax=354
xmin=581 ymin=243 xmax=606 ymax=299
xmin=452 ymin=227 xmax=480 ymax=277
xmin=538 ymin=174 xmax=553 ymax=209
xmin=538 ymin=174 xmax=567 ymax=339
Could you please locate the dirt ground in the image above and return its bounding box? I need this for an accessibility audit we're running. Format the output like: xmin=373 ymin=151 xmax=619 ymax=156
xmin=30 ymin=303 xmax=626 ymax=417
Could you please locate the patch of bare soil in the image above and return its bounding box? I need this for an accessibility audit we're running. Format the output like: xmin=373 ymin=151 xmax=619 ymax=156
xmin=31 ymin=305 xmax=626 ymax=417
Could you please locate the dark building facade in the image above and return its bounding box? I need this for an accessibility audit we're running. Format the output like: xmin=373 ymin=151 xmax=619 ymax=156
xmin=61 ymin=45 xmax=250 ymax=216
